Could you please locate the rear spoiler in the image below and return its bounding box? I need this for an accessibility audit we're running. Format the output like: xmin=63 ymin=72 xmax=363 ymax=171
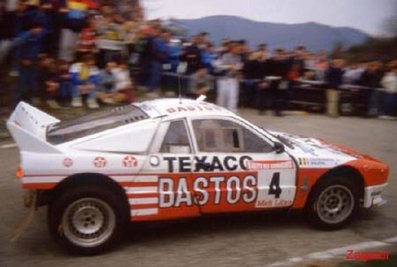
xmin=7 ymin=102 xmax=61 ymax=153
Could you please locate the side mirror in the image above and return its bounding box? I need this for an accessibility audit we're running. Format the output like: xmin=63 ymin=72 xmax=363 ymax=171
xmin=273 ymin=142 xmax=285 ymax=154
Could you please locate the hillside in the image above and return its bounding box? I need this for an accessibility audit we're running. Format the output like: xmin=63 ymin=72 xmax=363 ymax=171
xmin=174 ymin=15 xmax=369 ymax=51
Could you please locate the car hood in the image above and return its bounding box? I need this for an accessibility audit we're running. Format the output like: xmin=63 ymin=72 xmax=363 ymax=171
xmin=269 ymin=131 xmax=375 ymax=168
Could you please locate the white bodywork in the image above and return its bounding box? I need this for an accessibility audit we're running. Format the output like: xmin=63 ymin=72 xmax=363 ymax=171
xmin=7 ymin=99 xmax=388 ymax=215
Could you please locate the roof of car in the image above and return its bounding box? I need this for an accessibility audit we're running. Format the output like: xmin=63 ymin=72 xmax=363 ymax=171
xmin=135 ymin=98 xmax=236 ymax=119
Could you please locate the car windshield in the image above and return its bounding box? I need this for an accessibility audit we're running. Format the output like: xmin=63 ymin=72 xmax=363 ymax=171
xmin=46 ymin=105 xmax=149 ymax=144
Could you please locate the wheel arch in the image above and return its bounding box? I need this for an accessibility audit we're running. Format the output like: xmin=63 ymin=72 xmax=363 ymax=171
xmin=48 ymin=173 xmax=129 ymax=212
xmin=307 ymin=165 xmax=365 ymax=208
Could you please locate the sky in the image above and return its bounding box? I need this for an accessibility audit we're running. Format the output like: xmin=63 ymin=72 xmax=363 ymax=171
xmin=141 ymin=0 xmax=397 ymax=36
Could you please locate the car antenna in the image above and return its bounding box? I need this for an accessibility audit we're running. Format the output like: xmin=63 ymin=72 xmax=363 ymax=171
xmin=176 ymin=62 xmax=187 ymax=104
xmin=178 ymin=74 xmax=182 ymax=104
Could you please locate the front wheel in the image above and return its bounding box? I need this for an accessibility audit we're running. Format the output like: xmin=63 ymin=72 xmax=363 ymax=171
xmin=48 ymin=185 xmax=128 ymax=255
xmin=306 ymin=177 xmax=359 ymax=230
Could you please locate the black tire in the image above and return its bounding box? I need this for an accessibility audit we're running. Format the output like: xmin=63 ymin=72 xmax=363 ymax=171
xmin=48 ymin=184 xmax=128 ymax=255
xmin=306 ymin=176 xmax=359 ymax=230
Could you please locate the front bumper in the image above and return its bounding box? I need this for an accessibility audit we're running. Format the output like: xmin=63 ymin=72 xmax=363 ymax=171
xmin=363 ymin=183 xmax=388 ymax=208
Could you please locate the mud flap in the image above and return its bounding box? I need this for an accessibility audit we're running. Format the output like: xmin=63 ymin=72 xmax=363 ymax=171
xmin=9 ymin=190 xmax=38 ymax=242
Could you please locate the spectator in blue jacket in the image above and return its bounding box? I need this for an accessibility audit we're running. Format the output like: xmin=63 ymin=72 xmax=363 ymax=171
xmin=200 ymin=42 xmax=215 ymax=73
xmin=147 ymin=28 xmax=169 ymax=96
xmin=167 ymin=38 xmax=181 ymax=72
xmin=9 ymin=1 xmax=46 ymax=76
xmin=69 ymin=53 xmax=100 ymax=108
xmin=13 ymin=23 xmax=45 ymax=105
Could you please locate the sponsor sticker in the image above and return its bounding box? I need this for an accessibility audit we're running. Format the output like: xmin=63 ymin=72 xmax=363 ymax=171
xmin=149 ymin=156 xmax=160 ymax=166
xmin=123 ymin=155 xmax=138 ymax=167
xmin=63 ymin=157 xmax=73 ymax=168
xmin=246 ymin=160 xmax=293 ymax=170
xmin=93 ymin=156 xmax=107 ymax=168
xmin=299 ymin=157 xmax=336 ymax=166
xmin=159 ymin=174 xmax=257 ymax=207
xmin=166 ymin=104 xmax=223 ymax=114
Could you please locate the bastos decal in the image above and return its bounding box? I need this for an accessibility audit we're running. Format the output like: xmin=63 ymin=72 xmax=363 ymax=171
xmin=130 ymin=156 xmax=297 ymax=219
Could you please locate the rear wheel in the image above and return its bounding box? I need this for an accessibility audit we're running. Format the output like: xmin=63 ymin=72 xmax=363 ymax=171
xmin=48 ymin=185 xmax=128 ymax=255
xmin=306 ymin=177 xmax=359 ymax=230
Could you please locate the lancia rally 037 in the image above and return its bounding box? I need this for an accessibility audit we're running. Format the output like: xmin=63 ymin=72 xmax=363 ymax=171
xmin=7 ymin=98 xmax=389 ymax=255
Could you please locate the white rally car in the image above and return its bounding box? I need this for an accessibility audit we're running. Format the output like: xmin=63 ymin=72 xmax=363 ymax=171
xmin=7 ymin=98 xmax=389 ymax=255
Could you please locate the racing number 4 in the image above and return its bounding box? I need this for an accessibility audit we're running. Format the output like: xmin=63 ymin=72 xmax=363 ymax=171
xmin=269 ymin=172 xmax=282 ymax=198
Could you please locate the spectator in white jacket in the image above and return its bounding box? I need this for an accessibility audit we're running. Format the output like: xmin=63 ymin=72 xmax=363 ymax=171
xmin=214 ymin=42 xmax=242 ymax=113
xmin=380 ymin=61 xmax=397 ymax=119
xmin=97 ymin=60 xmax=134 ymax=104
xmin=113 ymin=61 xmax=134 ymax=103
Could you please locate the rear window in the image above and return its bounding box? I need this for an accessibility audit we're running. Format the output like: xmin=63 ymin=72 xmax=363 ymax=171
xmin=47 ymin=105 xmax=149 ymax=144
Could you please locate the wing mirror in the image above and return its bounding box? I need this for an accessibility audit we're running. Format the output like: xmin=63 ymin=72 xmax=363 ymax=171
xmin=273 ymin=142 xmax=285 ymax=154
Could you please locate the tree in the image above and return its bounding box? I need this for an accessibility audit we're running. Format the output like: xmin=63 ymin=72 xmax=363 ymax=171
xmin=330 ymin=42 xmax=345 ymax=59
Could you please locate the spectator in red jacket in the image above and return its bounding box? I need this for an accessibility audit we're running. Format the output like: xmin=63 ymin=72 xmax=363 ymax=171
xmin=75 ymin=16 xmax=98 ymax=60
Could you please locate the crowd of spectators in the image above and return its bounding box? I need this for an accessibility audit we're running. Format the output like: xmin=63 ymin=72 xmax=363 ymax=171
xmin=0 ymin=0 xmax=141 ymax=108
xmin=0 ymin=0 xmax=396 ymax=118
xmin=326 ymin=59 xmax=397 ymax=118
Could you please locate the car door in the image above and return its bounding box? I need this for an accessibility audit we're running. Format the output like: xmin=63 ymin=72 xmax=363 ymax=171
xmin=188 ymin=117 xmax=297 ymax=214
xmin=136 ymin=119 xmax=201 ymax=221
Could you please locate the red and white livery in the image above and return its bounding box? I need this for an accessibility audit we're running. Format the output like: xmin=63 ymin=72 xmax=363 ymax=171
xmin=7 ymin=98 xmax=389 ymax=255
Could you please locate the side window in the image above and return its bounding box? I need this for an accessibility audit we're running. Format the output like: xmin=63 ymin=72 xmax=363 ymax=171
xmin=192 ymin=119 xmax=273 ymax=153
xmin=160 ymin=120 xmax=191 ymax=153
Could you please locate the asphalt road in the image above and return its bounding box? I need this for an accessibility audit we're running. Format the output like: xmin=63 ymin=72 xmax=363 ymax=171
xmin=1 ymin=109 xmax=396 ymax=267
